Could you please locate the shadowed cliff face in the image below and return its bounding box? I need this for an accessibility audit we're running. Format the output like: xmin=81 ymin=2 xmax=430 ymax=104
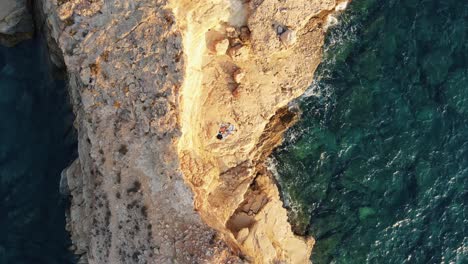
xmin=0 ymin=38 xmax=77 ymax=264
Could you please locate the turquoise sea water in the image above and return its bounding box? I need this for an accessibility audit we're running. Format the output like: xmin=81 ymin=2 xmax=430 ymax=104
xmin=273 ymin=0 xmax=467 ymax=263
xmin=0 ymin=39 xmax=77 ymax=263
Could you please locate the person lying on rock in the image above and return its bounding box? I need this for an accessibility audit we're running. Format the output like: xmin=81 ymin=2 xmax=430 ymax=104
xmin=216 ymin=123 xmax=235 ymax=140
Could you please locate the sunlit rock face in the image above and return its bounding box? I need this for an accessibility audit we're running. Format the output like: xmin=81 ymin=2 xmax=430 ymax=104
xmin=174 ymin=1 xmax=349 ymax=263
xmin=35 ymin=0 xmax=348 ymax=263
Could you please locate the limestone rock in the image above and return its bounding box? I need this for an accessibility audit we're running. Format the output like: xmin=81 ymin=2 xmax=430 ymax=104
xmin=239 ymin=26 xmax=251 ymax=42
xmin=233 ymin=69 xmax=245 ymax=83
xmin=0 ymin=0 xmax=33 ymax=46
xmin=335 ymin=1 xmax=349 ymax=11
xmin=276 ymin=25 xmax=285 ymax=35
xmin=248 ymin=0 xmax=337 ymax=54
xmin=225 ymin=26 xmax=237 ymax=38
xmin=214 ymin=38 xmax=229 ymax=55
xmin=280 ymin=29 xmax=297 ymax=47
xmin=36 ymin=0 xmax=240 ymax=263
xmin=35 ymin=0 xmax=348 ymax=263
xmin=79 ymin=67 xmax=91 ymax=85
xmin=59 ymin=168 xmax=70 ymax=196
xmin=227 ymin=44 xmax=249 ymax=61
xmin=176 ymin=0 xmax=348 ymax=263
xmin=236 ymin=228 xmax=249 ymax=244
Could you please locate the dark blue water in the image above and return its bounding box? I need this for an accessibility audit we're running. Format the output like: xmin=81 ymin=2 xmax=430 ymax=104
xmin=273 ymin=0 xmax=468 ymax=263
xmin=0 ymin=39 xmax=77 ymax=263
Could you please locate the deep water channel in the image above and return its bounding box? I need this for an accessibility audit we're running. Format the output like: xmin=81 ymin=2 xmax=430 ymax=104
xmin=0 ymin=38 xmax=77 ymax=263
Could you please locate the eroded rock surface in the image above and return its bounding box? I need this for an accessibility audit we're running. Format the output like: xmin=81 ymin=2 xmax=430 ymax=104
xmin=0 ymin=0 xmax=34 ymax=46
xmin=37 ymin=0 xmax=348 ymax=263
xmin=175 ymin=0 xmax=347 ymax=263
xmin=38 ymin=0 xmax=239 ymax=263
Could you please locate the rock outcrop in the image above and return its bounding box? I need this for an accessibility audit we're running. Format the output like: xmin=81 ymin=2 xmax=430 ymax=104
xmin=37 ymin=0 xmax=348 ymax=263
xmin=0 ymin=0 xmax=34 ymax=46
xmin=175 ymin=0 xmax=348 ymax=263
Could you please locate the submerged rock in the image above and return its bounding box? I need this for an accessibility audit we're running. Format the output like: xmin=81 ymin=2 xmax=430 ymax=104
xmin=0 ymin=0 xmax=33 ymax=46
xmin=358 ymin=207 xmax=376 ymax=221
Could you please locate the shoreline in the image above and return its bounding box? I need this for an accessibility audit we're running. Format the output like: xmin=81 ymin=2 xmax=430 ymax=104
xmin=174 ymin=0 xmax=349 ymax=262
xmin=34 ymin=0 xmax=349 ymax=262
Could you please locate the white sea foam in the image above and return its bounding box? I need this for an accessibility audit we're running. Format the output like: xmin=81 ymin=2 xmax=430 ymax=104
xmin=335 ymin=1 xmax=349 ymax=11
xmin=266 ymin=157 xmax=291 ymax=208
xmin=324 ymin=15 xmax=339 ymax=30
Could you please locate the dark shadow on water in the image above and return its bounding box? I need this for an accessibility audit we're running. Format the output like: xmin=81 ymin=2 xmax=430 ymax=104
xmin=0 ymin=37 xmax=77 ymax=264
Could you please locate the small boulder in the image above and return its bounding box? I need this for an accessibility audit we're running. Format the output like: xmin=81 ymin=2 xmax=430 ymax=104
xmin=214 ymin=38 xmax=229 ymax=55
xmin=276 ymin=25 xmax=285 ymax=35
xmin=80 ymin=67 xmax=91 ymax=84
xmin=233 ymin=68 xmax=245 ymax=83
xmin=225 ymin=26 xmax=237 ymax=38
xmin=280 ymin=29 xmax=297 ymax=47
xmin=335 ymin=1 xmax=349 ymax=11
xmin=58 ymin=2 xmax=75 ymax=21
xmin=236 ymin=228 xmax=249 ymax=244
xmin=239 ymin=26 xmax=251 ymax=42
xmin=59 ymin=169 xmax=70 ymax=196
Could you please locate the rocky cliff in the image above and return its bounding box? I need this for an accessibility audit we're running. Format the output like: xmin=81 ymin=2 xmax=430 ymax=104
xmin=35 ymin=0 xmax=348 ymax=263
